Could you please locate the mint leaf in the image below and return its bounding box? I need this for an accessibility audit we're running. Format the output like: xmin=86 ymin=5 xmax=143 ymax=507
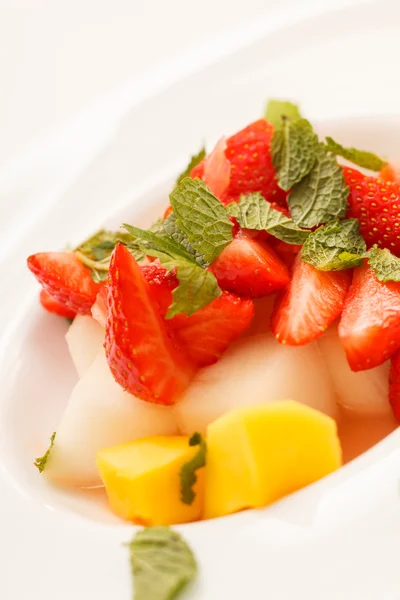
xmin=123 ymin=224 xmax=222 ymax=317
xmin=301 ymin=219 xmax=366 ymax=271
xmin=180 ymin=433 xmax=207 ymax=505
xmin=129 ymin=527 xmax=197 ymax=600
xmin=367 ymin=245 xmax=400 ymax=282
xmin=264 ymin=99 xmax=302 ymax=127
xmin=164 ymin=257 xmax=221 ymax=319
xmin=271 ymin=118 xmax=319 ymax=191
xmin=170 ymin=177 xmax=233 ymax=265
xmin=177 ymin=147 xmax=206 ymax=184
xmin=123 ymin=224 xmax=195 ymax=264
xmin=325 ymin=137 xmax=388 ymax=172
xmin=227 ymin=192 xmax=310 ymax=245
xmin=34 ymin=432 xmax=56 ymax=473
xmin=163 ymin=211 xmax=206 ymax=267
xmin=75 ymin=228 xmax=145 ymax=280
xmin=288 ymin=144 xmax=349 ymax=228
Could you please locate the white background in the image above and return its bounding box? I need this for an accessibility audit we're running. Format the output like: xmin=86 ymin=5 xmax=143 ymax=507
xmin=0 ymin=0 xmax=357 ymax=170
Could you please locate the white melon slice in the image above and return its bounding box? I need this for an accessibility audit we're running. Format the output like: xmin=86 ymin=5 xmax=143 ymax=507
xmin=174 ymin=333 xmax=337 ymax=435
xmin=318 ymin=327 xmax=391 ymax=416
xmin=45 ymin=350 xmax=178 ymax=487
xmin=65 ymin=315 xmax=105 ymax=377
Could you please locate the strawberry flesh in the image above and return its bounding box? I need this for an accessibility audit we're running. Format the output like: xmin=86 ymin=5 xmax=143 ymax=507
xmin=105 ymin=244 xmax=195 ymax=404
xmin=210 ymin=236 xmax=290 ymax=297
xmin=389 ymin=350 xmax=400 ymax=422
xmin=191 ymin=119 xmax=287 ymax=207
xmin=345 ymin=166 xmax=400 ymax=256
xmin=271 ymin=255 xmax=351 ymax=346
xmin=27 ymin=251 xmax=102 ymax=315
xmin=169 ymin=292 xmax=254 ymax=367
xmin=339 ymin=259 xmax=400 ymax=371
xmin=39 ymin=289 xmax=76 ymax=320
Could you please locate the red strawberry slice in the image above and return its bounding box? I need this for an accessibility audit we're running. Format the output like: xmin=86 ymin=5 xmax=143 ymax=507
xmin=338 ymin=259 xmax=400 ymax=371
xmin=39 ymin=289 xmax=76 ymax=320
xmin=345 ymin=166 xmax=400 ymax=256
xmin=91 ymin=285 xmax=108 ymax=327
xmin=191 ymin=119 xmax=287 ymax=206
xmin=379 ymin=163 xmax=400 ymax=183
xmin=169 ymin=292 xmax=254 ymax=367
xmin=210 ymin=236 xmax=290 ymax=297
xmin=271 ymin=255 xmax=351 ymax=346
xmin=105 ymin=244 xmax=195 ymax=404
xmin=27 ymin=252 xmax=103 ymax=315
xmin=92 ymin=262 xmax=178 ymax=327
xmin=389 ymin=350 xmax=400 ymax=422
xmin=202 ymin=137 xmax=231 ymax=200
xmin=224 ymin=119 xmax=287 ymax=206
xmin=141 ymin=263 xmax=178 ymax=315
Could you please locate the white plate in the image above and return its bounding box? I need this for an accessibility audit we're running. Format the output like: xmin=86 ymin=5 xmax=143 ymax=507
xmin=2 ymin=2 xmax=400 ymax=598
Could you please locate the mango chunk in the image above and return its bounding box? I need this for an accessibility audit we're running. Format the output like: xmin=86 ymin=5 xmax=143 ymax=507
xmin=204 ymin=400 xmax=342 ymax=519
xmin=97 ymin=436 xmax=204 ymax=525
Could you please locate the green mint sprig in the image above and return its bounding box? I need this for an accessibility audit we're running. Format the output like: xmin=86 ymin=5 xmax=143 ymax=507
xmin=123 ymin=178 xmax=233 ymax=318
xmin=34 ymin=432 xmax=56 ymax=473
xmin=227 ymin=192 xmax=309 ymax=245
xmin=264 ymin=99 xmax=302 ymax=127
xmin=301 ymin=219 xmax=366 ymax=271
xmin=288 ymin=144 xmax=349 ymax=228
xmin=179 ymin=433 xmax=207 ymax=506
xmin=129 ymin=527 xmax=197 ymax=600
xmin=325 ymin=137 xmax=388 ymax=172
xmin=271 ymin=117 xmax=319 ymax=191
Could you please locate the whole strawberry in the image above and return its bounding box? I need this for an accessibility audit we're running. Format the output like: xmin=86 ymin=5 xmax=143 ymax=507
xmin=344 ymin=167 xmax=400 ymax=256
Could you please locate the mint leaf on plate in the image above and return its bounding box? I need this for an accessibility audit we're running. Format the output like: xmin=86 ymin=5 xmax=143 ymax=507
xmin=180 ymin=433 xmax=207 ymax=506
xmin=34 ymin=432 xmax=56 ymax=473
xmin=325 ymin=136 xmax=388 ymax=172
xmin=163 ymin=211 xmax=206 ymax=267
xmin=227 ymin=192 xmax=309 ymax=245
xmin=75 ymin=228 xmax=146 ymax=280
xmin=302 ymin=219 xmax=366 ymax=271
xmin=129 ymin=526 xmax=197 ymax=600
xmin=170 ymin=177 xmax=233 ymax=265
xmin=264 ymin=99 xmax=302 ymax=127
xmin=123 ymin=224 xmax=222 ymax=318
xmin=288 ymin=144 xmax=349 ymax=228
xmin=271 ymin=117 xmax=319 ymax=191
xmin=176 ymin=147 xmax=206 ymax=184
xmin=367 ymin=245 xmax=400 ymax=282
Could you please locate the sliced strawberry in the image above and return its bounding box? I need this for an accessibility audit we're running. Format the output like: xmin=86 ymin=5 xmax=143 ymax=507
xmin=271 ymin=255 xmax=351 ymax=346
xmin=190 ymin=161 xmax=205 ymax=180
xmin=224 ymin=119 xmax=287 ymax=206
xmin=27 ymin=252 xmax=102 ymax=315
xmin=202 ymin=137 xmax=231 ymax=200
xmin=141 ymin=263 xmax=178 ymax=315
xmin=92 ymin=262 xmax=178 ymax=327
xmin=91 ymin=285 xmax=108 ymax=327
xmin=190 ymin=119 xmax=287 ymax=207
xmin=39 ymin=289 xmax=76 ymax=320
xmin=339 ymin=260 xmax=400 ymax=371
xmin=169 ymin=292 xmax=254 ymax=367
xmin=210 ymin=236 xmax=290 ymax=297
xmin=389 ymin=350 xmax=400 ymax=422
xmin=268 ymin=239 xmax=302 ymax=268
xmin=344 ymin=166 xmax=400 ymax=256
xmin=105 ymin=244 xmax=194 ymax=404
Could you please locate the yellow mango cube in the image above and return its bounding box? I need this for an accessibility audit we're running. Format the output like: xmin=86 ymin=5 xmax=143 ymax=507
xmin=204 ymin=400 xmax=342 ymax=519
xmin=97 ymin=436 xmax=204 ymax=525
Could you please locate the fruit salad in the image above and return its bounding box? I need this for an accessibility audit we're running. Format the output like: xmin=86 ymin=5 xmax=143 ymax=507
xmin=28 ymin=99 xmax=400 ymax=526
